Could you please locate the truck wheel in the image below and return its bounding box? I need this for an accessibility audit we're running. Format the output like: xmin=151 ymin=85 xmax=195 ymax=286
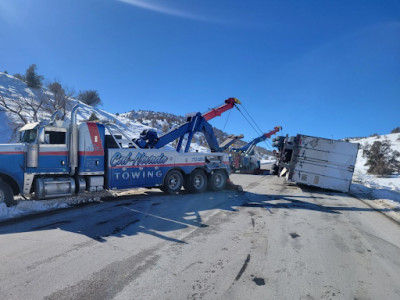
xmin=187 ymin=169 xmax=207 ymax=193
xmin=0 ymin=181 xmax=14 ymax=207
xmin=163 ymin=170 xmax=183 ymax=194
xmin=208 ymin=170 xmax=227 ymax=191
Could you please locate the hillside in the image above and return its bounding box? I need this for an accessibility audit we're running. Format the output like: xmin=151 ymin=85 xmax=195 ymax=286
xmin=0 ymin=71 xmax=399 ymax=220
xmin=342 ymin=132 xmax=399 ymax=218
xmin=0 ymin=72 xmax=273 ymax=158
xmin=122 ymin=109 xmax=272 ymax=157
xmin=350 ymin=133 xmax=400 ymax=191
xmin=0 ymin=72 xmax=201 ymax=151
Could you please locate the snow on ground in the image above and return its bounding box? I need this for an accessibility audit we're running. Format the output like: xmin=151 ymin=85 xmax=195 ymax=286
xmin=348 ymin=133 xmax=400 ymax=216
xmin=0 ymin=72 xmax=208 ymax=220
xmin=260 ymin=157 xmax=276 ymax=164
xmin=0 ymin=72 xmax=398 ymax=222
xmin=259 ymin=133 xmax=400 ymax=219
xmin=0 ymin=189 xmax=145 ymax=221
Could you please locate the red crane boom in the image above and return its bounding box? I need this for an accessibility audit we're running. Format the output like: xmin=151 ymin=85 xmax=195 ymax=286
xmin=202 ymin=98 xmax=241 ymax=121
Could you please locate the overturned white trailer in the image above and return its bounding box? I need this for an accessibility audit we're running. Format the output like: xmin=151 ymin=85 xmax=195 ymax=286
xmin=274 ymin=134 xmax=359 ymax=193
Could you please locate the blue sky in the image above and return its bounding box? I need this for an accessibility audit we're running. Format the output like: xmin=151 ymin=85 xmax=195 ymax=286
xmin=0 ymin=0 xmax=399 ymax=142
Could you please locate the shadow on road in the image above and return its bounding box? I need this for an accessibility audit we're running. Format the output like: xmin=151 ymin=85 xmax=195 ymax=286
xmin=0 ymin=184 xmax=396 ymax=243
xmin=241 ymin=191 xmax=396 ymax=215
xmin=0 ymin=190 xmax=243 ymax=243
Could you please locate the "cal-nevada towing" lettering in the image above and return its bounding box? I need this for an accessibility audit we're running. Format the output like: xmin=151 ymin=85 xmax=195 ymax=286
xmin=114 ymin=169 xmax=163 ymax=180
xmin=110 ymin=152 xmax=169 ymax=167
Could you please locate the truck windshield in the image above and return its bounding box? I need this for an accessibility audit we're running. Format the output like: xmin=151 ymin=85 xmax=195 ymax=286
xmin=21 ymin=129 xmax=37 ymax=143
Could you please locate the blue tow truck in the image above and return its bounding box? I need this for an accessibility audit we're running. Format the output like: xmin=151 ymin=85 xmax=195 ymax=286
xmin=0 ymin=98 xmax=242 ymax=206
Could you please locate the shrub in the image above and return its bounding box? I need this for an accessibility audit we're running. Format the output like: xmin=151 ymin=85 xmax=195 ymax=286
xmin=391 ymin=127 xmax=400 ymax=134
xmin=78 ymin=90 xmax=102 ymax=107
xmin=13 ymin=73 xmax=24 ymax=81
xmin=150 ymin=119 xmax=157 ymax=128
xmin=162 ymin=123 xmax=169 ymax=132
xmin=363 ymin=140 xmax=400 ymax=175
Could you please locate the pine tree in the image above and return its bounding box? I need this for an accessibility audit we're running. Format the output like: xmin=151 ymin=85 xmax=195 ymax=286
xmin=88 ymin=112 xmax=99 ymax=121
xmin=25 ymin=64 xmax=43 ymax=88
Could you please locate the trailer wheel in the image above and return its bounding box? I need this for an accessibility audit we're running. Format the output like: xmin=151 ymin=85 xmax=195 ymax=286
xmin=208 ymin=170 xmax=227 ymax=191
xmin=0 ymin=181 xmax=14 ymax=207
xmin=163 ymin=170 xmax=183 ymax=194
xmin=186 ymin=169 xmax=207 ymax=193
xmin=270 ymin=164 xmax=278 ymax=175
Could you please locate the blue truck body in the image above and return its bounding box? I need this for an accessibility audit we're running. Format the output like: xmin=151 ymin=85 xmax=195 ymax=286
xmin=0 ymin=103 xmax=235 ymax=205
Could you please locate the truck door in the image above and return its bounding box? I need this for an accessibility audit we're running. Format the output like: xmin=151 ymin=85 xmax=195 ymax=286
xmin=37 ymin=127 xmax=69 ymax=174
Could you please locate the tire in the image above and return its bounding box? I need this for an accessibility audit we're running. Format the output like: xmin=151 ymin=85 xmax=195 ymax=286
xmin=186 ymin=169 xmax=207 ymax=193
xmin=163 ymin=170 xmax=183 ymax=194
xmin=208 ymin=170 xmax=227 ymax=191
xmin=270 ymin=164 xmax=278 ymax=175
xmin=0 ymin=181 xmax=14 ymax=207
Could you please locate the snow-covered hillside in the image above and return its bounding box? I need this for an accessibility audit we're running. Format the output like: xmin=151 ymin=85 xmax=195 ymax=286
xmin=0 ymin=71 xmax=398 ymax=221
xmin=121 ymin=109 xmax=273 ymax=158
xmin=0 ymin=73 xmax=140 ymax=140
xmin=0 ymin=72 xmax=207 ymax=152
xmin=349 ymin=133 xmax=400 ymax=211
xmin=0 ymin=72 xmax=273 ymax=157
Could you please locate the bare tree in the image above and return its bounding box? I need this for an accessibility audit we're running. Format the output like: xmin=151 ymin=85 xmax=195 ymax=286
xmin=0 ymin=92 xmax=44 ymax=123
xmin=43 ymin=80 xmax=74 ymax=119
xmin=0 ymin=91 xmax=45 ymax=140
xmin=24 ymin=94 xmax=45 ymax=122
xmin=0 ymin=92 xmax=28 ymax=125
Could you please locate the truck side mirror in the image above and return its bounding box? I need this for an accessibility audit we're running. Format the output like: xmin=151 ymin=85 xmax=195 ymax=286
xmin=38 ymin=127 xmax=45 ymax=144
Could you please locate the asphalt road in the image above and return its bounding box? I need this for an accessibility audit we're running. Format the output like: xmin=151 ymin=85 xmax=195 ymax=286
xmin=0 ymin=174 xmax=399 ymax=300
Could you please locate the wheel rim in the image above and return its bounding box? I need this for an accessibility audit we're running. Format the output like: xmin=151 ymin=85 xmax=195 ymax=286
xmin=168 ymin=174 xmax=181 ymax=190
xmin=214 ymin=173 xmax=224 ymax=188
xmin=193 ymin=175 xmax=205 ymax=189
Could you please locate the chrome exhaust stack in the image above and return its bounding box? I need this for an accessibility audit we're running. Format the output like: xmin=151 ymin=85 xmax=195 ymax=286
xmin=69 ymin=104 xmax=81 ymax=176
xmin=50 ymin=110 xmax=62 ymax=123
